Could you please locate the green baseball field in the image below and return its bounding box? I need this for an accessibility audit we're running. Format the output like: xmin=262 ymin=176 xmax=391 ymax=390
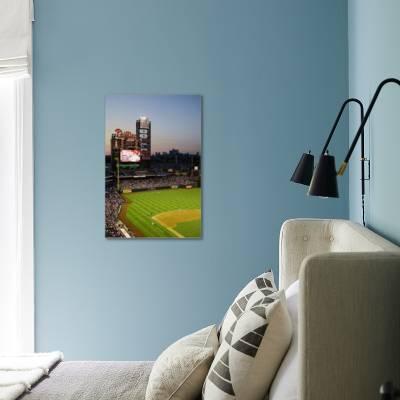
xmin=119 ymin=188 xmax=201 ymax=238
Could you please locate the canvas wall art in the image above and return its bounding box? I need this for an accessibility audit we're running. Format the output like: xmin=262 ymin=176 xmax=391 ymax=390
xmin=105 ymin=95 xmax=202 ymax=239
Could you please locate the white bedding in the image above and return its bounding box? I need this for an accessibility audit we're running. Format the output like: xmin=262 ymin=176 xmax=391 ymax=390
xmin=0 ymin=351 xmax=63 ymax=400
xmin=269 ymin=280 xmax=299 ymax=400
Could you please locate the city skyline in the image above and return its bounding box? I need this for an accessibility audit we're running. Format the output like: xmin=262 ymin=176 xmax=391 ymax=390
xmin=105 ymin=94 xmax=202 ymax=155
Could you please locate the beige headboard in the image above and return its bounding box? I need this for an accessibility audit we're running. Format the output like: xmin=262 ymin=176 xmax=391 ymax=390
xmin=279 ymin=218 xmax=400 ymax=289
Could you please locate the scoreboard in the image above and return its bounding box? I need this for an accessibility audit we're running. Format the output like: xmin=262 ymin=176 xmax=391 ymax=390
xmin=120 ymin=149 xmax=141 ymax=163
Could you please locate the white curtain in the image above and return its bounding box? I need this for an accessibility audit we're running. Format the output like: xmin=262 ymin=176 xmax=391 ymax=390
xmin=0 ymin=0 xmax=33 ymax=77
xmin=0 ymin=0 xmax=34 ymax=354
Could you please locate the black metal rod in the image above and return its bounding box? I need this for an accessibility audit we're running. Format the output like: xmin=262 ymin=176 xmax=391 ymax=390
xmin=359 ymin=100 xmax=366 ymax=226
xmin=321 ymin=98 xmax=364 ymax=158
xmin=320 ymin=98 xmax=366 ymax=224
xmin=338 ymin=78 xmax=400 ymax=175
xmin=359 ymin=102 xmax=365 ymax=196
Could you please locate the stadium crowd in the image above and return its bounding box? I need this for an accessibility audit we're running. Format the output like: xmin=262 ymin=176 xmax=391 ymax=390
xmin=120 ymin=175 xmax=198 ymax=191
xmin=105 ymin=190 xmax=124 ymax=238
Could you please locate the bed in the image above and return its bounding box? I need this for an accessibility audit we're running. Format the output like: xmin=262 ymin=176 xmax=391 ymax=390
xmin=16 ymin=219 xmax=400 ymax=400
xmin=19 ymin=361 xmax=153 ymax=400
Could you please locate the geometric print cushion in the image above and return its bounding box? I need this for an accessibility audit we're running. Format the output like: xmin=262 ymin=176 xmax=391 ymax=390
xmin=218 ymin=271 xmax=278 ymax=344
xmin=146 ymin=325 xmax=219 ymax=400
xmin=203 ymin=290 xmax=292 ymax=400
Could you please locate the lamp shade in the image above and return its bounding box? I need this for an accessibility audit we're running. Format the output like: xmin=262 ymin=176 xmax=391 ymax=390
xmin=308 ymin=153 xmax=339 ymax=198
xmin=290 ymin=152 xmax=314 ymax=186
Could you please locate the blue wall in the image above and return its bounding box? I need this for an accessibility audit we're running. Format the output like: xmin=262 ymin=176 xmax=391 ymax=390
xmin=348 ymin=0 xmax=400 ymax=243
xmin=33 ymin=0 xmax=348 ymax=360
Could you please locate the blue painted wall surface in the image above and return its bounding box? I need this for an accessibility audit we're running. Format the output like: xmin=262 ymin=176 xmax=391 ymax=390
xmin=34 ymin=0 xmax=348 ymax=360
xmin=348 ymin=0 xmax=400 ymax=243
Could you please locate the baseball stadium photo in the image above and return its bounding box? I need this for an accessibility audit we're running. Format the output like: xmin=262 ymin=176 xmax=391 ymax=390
xmin=105 ymin=94 xmax=202 ymax=239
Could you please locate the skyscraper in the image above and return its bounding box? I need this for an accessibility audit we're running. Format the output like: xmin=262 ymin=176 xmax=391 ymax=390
xmin=136 ymin=116 xmax=151 ymax=161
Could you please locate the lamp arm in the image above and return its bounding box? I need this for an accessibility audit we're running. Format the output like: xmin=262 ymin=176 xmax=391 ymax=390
xmin=321 ymin=98 xmax=364 ymax=155
xmin=338 ymin=78 xmax=400 ymax=175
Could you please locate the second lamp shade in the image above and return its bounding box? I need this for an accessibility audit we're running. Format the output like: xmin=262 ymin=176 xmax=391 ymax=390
xmin=308 ymin=153 xmax=339 ymax=198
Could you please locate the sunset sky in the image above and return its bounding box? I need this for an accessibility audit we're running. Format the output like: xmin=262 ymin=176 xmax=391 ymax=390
xmin=105 ymin=94 xmax=202 ymax=155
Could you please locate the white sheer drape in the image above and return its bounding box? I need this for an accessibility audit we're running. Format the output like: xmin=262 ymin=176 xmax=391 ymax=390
xmin=0 ymin=0 xmax=34 ymax=354
xmin=0 ymin=77 xmax=33 ymax=354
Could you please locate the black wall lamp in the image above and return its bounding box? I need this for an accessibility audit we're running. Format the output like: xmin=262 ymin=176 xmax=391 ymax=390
xmin=291 ymin=98 xmax=365 ymax=189
xmin=292 ymin=77 xmax=400 ymax=225
xmin=311 ymin=78 xmax=400 ymax=195
xmin=291 ymin=98 xmax=366 ymax=221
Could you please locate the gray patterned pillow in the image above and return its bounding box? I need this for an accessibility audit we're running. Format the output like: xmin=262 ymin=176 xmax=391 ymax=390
xmin=218 ymin=271 xmax=277 ymax=343
xmin=203 ymin=290 xmax=292 ymax=400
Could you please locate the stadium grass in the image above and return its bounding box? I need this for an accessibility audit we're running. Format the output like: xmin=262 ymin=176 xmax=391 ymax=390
xmin=120 ymin=188 xmax=201 ymax=238
xmin=175 ymin=220 xmax=201 ymax=237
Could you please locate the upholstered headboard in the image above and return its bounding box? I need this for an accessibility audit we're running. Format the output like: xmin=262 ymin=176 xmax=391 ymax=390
xmin=279 ymin=218 xmax=400 ymax=289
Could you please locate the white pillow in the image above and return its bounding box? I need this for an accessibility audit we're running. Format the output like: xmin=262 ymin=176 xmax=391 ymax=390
xmin=203 ymin=290 xmax=292 ymax=400
xmin=219 ymin=271 xmax=277 ymax=343
xmin=269 ymin=280 xmax=299 ymax=400
xmin=146 ymin=325 xmax=219 ymax=400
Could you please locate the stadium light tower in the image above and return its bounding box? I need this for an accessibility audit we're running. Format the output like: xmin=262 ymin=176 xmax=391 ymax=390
xmin=114 ymin=156 xmax=120 ymax=192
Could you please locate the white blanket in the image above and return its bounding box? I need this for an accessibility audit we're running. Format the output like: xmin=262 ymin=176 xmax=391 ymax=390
xmin=0 ymin=351 xmax=63 ymax=400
